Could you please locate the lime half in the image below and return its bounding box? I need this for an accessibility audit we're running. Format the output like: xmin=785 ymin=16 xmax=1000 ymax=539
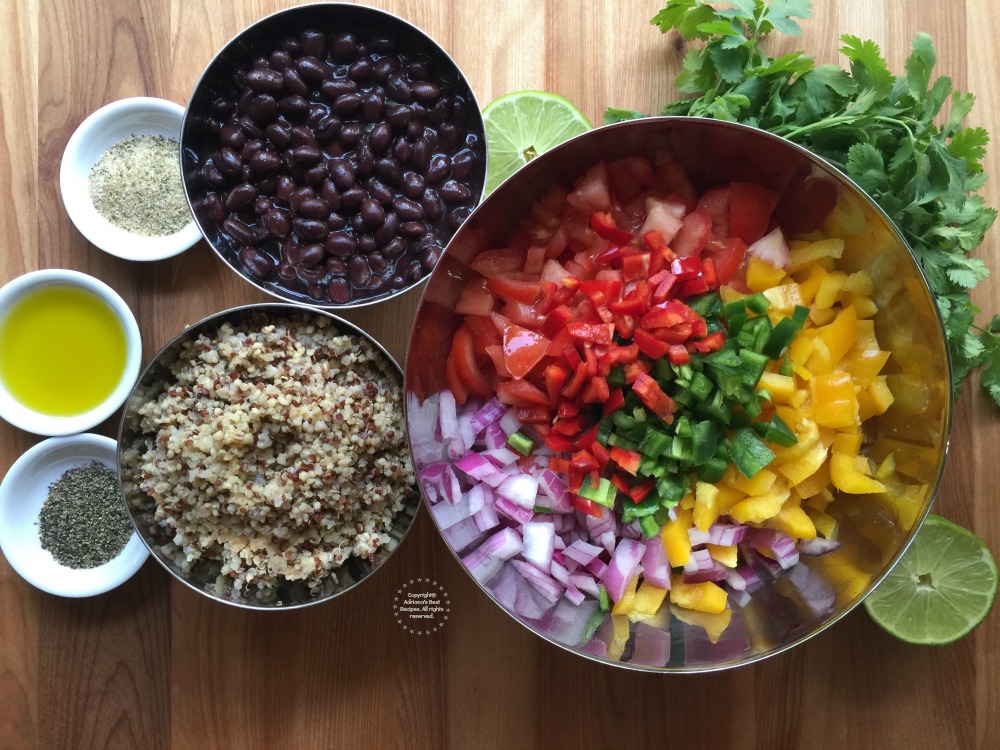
xmin=864 ymin=515 xmax=998 ymax=645
xmin=482 ymin=90 xmax=591 ymax=194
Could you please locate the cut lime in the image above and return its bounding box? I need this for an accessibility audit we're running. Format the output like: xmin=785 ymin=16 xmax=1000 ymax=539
xmin=863 ymin=514 xmax=998 ymax=645
xmin=482 ymin=90 xmax=591 ymax=194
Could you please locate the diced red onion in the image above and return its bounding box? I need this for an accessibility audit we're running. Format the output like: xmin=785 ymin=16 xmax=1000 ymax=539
xmin=467 ymin=484 xmax=486 ymax=515
xmin=747 ymin=227 xmax=790 ymax=268
xmin=689 ymin=523 xmax=749 ymax=547
xmin=485 ymin=421 xmax=506 ymax=449
xmin=599 ymin=530 xmax=616 ymax=557
xmin=724 ymin=565 xmax=760 ymax=593
xmin=586 ymin=558 xmax=608 ymax=578
xmin=521 ymin=521 xmax=555 ymax=572
xmin=544 ymin=598 xmax=600 ymax=647
xmin=471 ymin=398 xmax=507 ymax=434
xmin=538 ymin=470 xmax=573 ymax=514
xmin=491 ymin=565 xmax=555 ymax=620
xmin=683 ymin=547 xmax=715 ymax=573
xmin=563 ymin=540 xmax=603 ymax=568
xmin=797 ymin=537 xmax=842 ymax=556
xmin=444 ymin=516 xmax=484 ymax=554
xmin=482 ymin=446 xmax=521 ymax=466
xmin=499 ymin=407 xmax=522 ymax=436
xmin=785 ymin=562 xmax=836 ymax=616
xmin=439 ymin=464 xmax=462 ymax=505
xmin=462 ymin=545 xmax=504 ymax=583
xmin=473 ymin=500 xmax=500 ymax=533
xmin=564 ymin=586 xmax=586 ymax=606
xmin=457 ymin=410 xmax=476 ymax=453
xmin=581 ymin=637 xmax=608 ymax=658
xmin=629 ymin=621 xmax=671 ymax=668
xmin=640 ymin=536 xmax=671 ymax=589
xmin=726 ymin=586 xmax=752 ymax=608
xmin=603 ymin=538 xmax=645 ymax=603
xmin=683 ymin=562 xmax=728 ymax=583
xmin=511 ymin=559 xmax=563 ymax=603
xmin=495 ymin=496 xmax=535 ymax=525
xmin=622 ymin=520 xmax=642 ymax=540
xmin=430 ymin=494 xmax=473 ymax=530
xmin=550 ymin=559 xmax=572 ymax=586
xmin=570 ymin=573 xmax=601 ymax=598
xmin=497 ymin=473 xmax=539 ymax=509
xmin=743 ymin=528 xmax=800 ymax=570
xmin=551 ymin=513 xmax=576 ymax=534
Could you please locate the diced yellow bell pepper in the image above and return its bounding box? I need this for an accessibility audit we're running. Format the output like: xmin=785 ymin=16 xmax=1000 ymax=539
xmin=841 ymin=270 xmax=874 ymax=295
xmin=818 ymin=305 xmax=858 ymax=366
xmin=728 ymin=480 xmax=790 ymax=524
xmin=787 ymin=238 xmax=845 ymax=274
xmin=757 ymin=371 xmax=796 ymax=402
xmin=764 ymin=504 xmax=817 ymax=540
xmin=832 ymin=431 xmax=862 ymax=455
xmin=679 ymin=491 xmax=695 ymax=510
xmin=868 ymin=376 xmax=895 ymax=415
xmin=793 ymin=458 xmax=831 ymax=499
xmin=857 ymin=387 xmax=878 ymax=421
xmin=631 ymin=580 xmax=668 ymax=616
xmin=845 ymin=346 xmax=890 ymax=388
xmin=830 ymin=452 xmax=886 ymax=494
xmin=692 ymin=481 xmax=721 ymax=532
xmin=777 ymin=437 xmax=828 ymax=487
xmin=611 ymin=575 xmax=640 ymax=616
xmin=671 ymin=605 xmax=733 ymax=643
xmin=661 ymin=507 xmax=692 ymax=567
xmin=795 ymin=264 xmax=828 ymax=305
xmin=805 ymin=506 xmax=839 ymax=539
xmin=840 ymin=292 xmax=878 ymax=319
xmin=771 ymin=419 xmax=819 ymax=465
xmin=875 ymin=453 xmax=896 ymax=480
xmin=805 ymin=336 xmax=833 ymax=375
xmin=788 ymin=335 xmax=815 ymax=368
xmin=607 ymin=615 xmax=631 ymax=661
xmin=813 ymin=271 xmax=848 ymax=310
xmin=669 ymin=577 xmax=728 ymax=614
xmin=719 ymin=285 xmax=747 ymax=304
xmin=728 ymin=467 xmax=777 ymax=496
xmin=810 ymin=372 xmax=859 ymax=428
xmin=706 ymin=543 xmax=738 ymax=567
xmin=746 ymin=257 xmax=787 ymax=292
xmin=763 ymin=282 xmax=804 ymax=312
xmin=715 ymin=484 xmax=747 ymax=515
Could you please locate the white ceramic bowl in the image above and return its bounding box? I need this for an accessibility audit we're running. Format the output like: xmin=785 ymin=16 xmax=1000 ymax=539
xmin=60 ymin=96 xmax=201 ymax=261
xmin=0 ymin=269 xmax=142 ymax=436
xmin=0 ymin=434 xmax=149 ymax=597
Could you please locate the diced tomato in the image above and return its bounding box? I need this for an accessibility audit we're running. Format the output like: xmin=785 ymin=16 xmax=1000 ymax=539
xmin=691 ymin=330 xmax=726 ymax=353
xmin=703 ymin=237 xmax=748 ymax=286
xmin=455 ymin=278 xmax=496 ymax=316
xmin=697 ymin=187 xmax=731 ymax=239
xmin=470 ymin=247 xmax=526 ymax=276
xmin=629 ymin=478 xmax=656 ymax=503
xmin=602 ymin=388 xmax=626 ymax=417
xmin=516 ymin=405 xmax=552 ymax=424
xmin=634 ymin=328 xmax=671 ymax=359
xmin=667 ymin=344 xmax=691 ymax=365
xmin=655 ymin=154 xmax=697 ymax=209
xmin=671 ymin=208 xmax=712 ymax=257
xmin=544 ymin=363 xmax=569 ymax=405
xmin=503 ymin=324 xmax=549 ymax=379
xmin=487 ymin=272 xmax=543 ymax=304
xmin=670 ymin=256 xmax=703 ymax=281
xmin=729 ymin=181 xmax=780 ymax=246
xmin=567 ymin=322 xmax=614 ymax=346
xmin=450 ymin=323 xmax=493 ymax=398
xmin=497 ymin=379 xmax=549 ymax=407
xmin=445 ymin=349 xmax=469 ymax=405
xmin=500 ymin=299 xmax=545 ymax=329
xmin=610 ymin=446 xmax=642 ymax=476
xmin=485 ymin=344 xmax=511 ymax=378
xmin=590 ymin=211 xmax=634 ymax=245
xmin=524 ymin=245 xmax=547 ymax=274
xmin=572 ymin=495 xmax=603 ymax=517
xmin=632 ymin=371 xmax=676 ymax=424
xmin=464 ymin=314 xmax=495 ymax=337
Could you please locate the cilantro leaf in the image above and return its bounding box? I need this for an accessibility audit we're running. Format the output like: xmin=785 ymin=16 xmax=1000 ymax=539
xmin=604 ymin=108 xmax=647 ymax=124
xmin=652 ymin=0 xmax=719 ymax=40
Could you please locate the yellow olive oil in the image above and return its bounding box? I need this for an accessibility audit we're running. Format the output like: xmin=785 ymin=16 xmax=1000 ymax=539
xmin=0 ymin=285 xmax=127 ymax=416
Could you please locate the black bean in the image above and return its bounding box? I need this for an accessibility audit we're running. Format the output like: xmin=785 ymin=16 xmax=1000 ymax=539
xmin=406 ymin=120 xmax=423 ymax=141
xmin=241 ymin=165 xmax=253 ymax=182
xmin=331 ymin=93 xmax=362 ymax=116
xmin=239 ymin=139 xmax=264 ymax=162
xmin=402 ymin=172 xmax=425 ymax=199
xmin=375 ymin=157 xmax=403 ymax=185
xmin=314 ymin=115 xmax=342 ymax=144
xmin=366 ymin=252 xmax=387 ymax=275
xmin=292 ymin=217 xmax=328 ymax=240
xmin=386 ymin=72 xmax=412 ymax=103
xmin=449 ymin=206 xmax=474 ymax=231
xmin=327 ymin=277 xmax=351 ymax=304
xmin=464 ymin=131 xmax=481 ymax=150
xmin=305 ymin=163 xmax=328 ymax=187
xmin=225 ymin=217 xmax=257 ymax=245
xmin=298 ymin=243 xmax=326 ymax=267
xmin=246 ymin=67 xmax=284 ymax=94
xmin=357 ymin=233 xmax=377 ymax=253
xmin=258 ymin=177 xmax=279 ymax=195
xmin=215 ymin=148 xmax=243 ymax=178
xmin=358 ymin=92 xmax=382 ymax=123
xmin=237 ymin=89 xmax=255 ymax=116
xmin=425 ymin=154 xmax=450 ymax=183
xmin=289 ymin=187 xmax=316 ymax=211
xmin=289 ymin=145 xmax=323 ymax=165
xmin=408 ymin=60 xmax=429 ymax=79
xmin=309 ymin=104 xmax=330 ymax=129
xmin=280 ymin=36 xmax=301 ymax=55
xmin=266 ymin=122 xmax=292 ymax=149
xmin=373 ymin=211 xmax=400 ymax=243
xmin=386 ymin=104 xmax=414 ymax=130
xmin=264 ymin=208 xmax=291 ymax=238
xmin=331 ymin=32 xmax=359 ymax=63
xmin=339 ymin=121 xmax=362 ymax=146
xmin=392 ymin=137 xmax=411 ymax=164
xmin=288 ymin=125 xmax=317 ymax=147
xmin=275 ymin=175 xmax=296 ymax=203
xmin=201 ymin=163 xmax=228 ymax=189
xmin=297 ymin=56 xmax=331 ymax=82
xmin=383 ymin=237 xmax=407 ymax=258
xmin=326 ymin=212 xmax=347 ymax=230
xmin=299 ymin=29 xmax=325 ymax=58
xmin=400 ymin=220 xmax=426 ymax=239
xmin=249 ymin=94 xmax=277 ymax=124
xmin=298 ymin=197 xmax=329 ymax=218
xmin=356 ymin=144 xmax=375 ymax=177
xmin=320 ymin=78 xmax=358 ymax=100
xmin=278 ymin=95 xmax=310 ymax=120
xmin=306 ymin=281 xmax=327 ymax=299
xmin=284 ymin=237 xmax=303 ymax=264
xmin=403 ymin=259 xmax=423 ymax=281
xmin=328 ymin=158 xmax=356 ymax=190
xmin=360 ymin=197 xmax=385 ymax=227
xmin=392 ymin=196 xmax=424 ymax=221
xmin=320 ymin=179 xmax=341 ymax=207
xmin=325 ymin=231 xmax=356 ymax=257
xmin=226 ymin=182 xmax=257 ymax=211
xmin=411 ymin=103 xmax=428 ymax=121
xmin=440 ymin=179 xmax=472 ymax=203
xmin=372 ymin=55 xmax=398 ymax=81
xmin=219 ymin=124 xmax=246 ymax=150
xmin=277 ymin=261 xmax=297 ymax=281
xmin=361 ymin=124 xmax=388 ymax=156
xmin=365 ymin=179 xmax=392 ymax=207
xmin=451 ymin=148 xmax=478 ymax=181
xmin=236 ymin=115 xmax=262 ymax=139
xmin=202 ymin=192 xmax=226 ymax=223
xmin=348 ymin=57 xmax=372 ymax=81
xmin=411 ymin=138 xmax=431 ymax=172
xmin=249 ymin=150 xmax=281 ymax=175
xmin=240 ymin=248 xmax=274 ymax=278
xmin=254 ymin=196 xmax=272 ymax=215
xmin=282 ymin=67 xmax=310 ymax=97
xmin=369 ymin=35 xmax=395 ymax=54
xmin=340 ymin=186 xmax=366 ymax=208
xmin=451 ymin=96 xmax=467 ymax=122
xmin=427 ymin=97 xmax=451 ymax=125
xmin=298 ymin=264 xmax=327 ymax=282
xmin=437 ymin=122 xmax=459 ymax=149
xmin=389 ymin=274 xmax=408 ymax=290
xmin=411 ymin=81 xmax=441 ymax=103
xmin=326 ymin=257 xmax=347 ymax=275
xmin=269 ymin=50 xmax=293 ymax=72
xmin=421 ymin=244 xmax=443 ymax=272
xmin=421 ymin=189 xmax=444 ymax=222
xmin=205 ymin=117 xmax=224 ymax=139
xmin=211 ymin=96 xmax=233 ymax=120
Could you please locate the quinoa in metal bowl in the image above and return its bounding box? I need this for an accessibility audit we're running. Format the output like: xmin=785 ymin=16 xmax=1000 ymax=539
xmin=120 ymin=313 xmax=415 ymax=603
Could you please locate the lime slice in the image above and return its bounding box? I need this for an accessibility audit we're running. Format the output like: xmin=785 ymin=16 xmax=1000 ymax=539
xmin=482 ymin=90 xmax=591 ymax=194
xmin=863 ymin=515 xmax=998 ymax=645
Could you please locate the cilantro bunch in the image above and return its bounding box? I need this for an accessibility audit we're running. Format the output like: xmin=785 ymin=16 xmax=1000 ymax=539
xmin=607 ymin=0 xmax=1000 ymax=405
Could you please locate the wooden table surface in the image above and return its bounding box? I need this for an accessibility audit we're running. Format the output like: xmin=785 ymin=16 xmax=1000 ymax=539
xmin=2 ymin=1 xmax=998 ymax=748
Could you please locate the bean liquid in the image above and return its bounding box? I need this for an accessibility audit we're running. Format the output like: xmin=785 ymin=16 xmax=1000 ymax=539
xmin=0 ymin=286 xmax=127 ymax=416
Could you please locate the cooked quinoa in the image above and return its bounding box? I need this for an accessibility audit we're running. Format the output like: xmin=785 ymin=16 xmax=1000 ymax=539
xmin=122 ymin=313 xmax=415 ymax=601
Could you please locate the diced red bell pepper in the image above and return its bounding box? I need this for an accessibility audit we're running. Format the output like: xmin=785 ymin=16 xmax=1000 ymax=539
xmin=602 ymin=387 xmax=626 ymax=417
xmin=608 ymin=296 xmax=645 ymax=316
xmin=487 ymin=272 xmax=543 ymax=304
xmin=581 ymin=375 xmax=610 ymax=404
xmin=703 ymin=237 xmax=747 ymax=286
xmin=610 ymin=473 xmax=632 ymax=496
xmin=552 ymin=415 xmax=586 ymax=436
xmin=701 ymin=256 xmax=718 ymax=289
xmin=651 ymin=273 xmax=678 ymax=305
xmin=541 ymin=305 xmax=574 ymax=338
xmin=567 ymin=321 xmax=614 ymax=346
xmin=572 ymin=494 xmax=603 ymax=517
xmin=667 ymin=344 xmax=691 ymax=365
xmin=640 ymin=300 xmax=690 ymax=330
xmin=621 ymin=253 xmax=651 ymax=282
xmin=503 ymin=324 xmax=549 ymax=379
xmin=691 ymin=330 xmax=726 ymax=353
xmin=562 ymin=363 xmax=589 ymax=399
xmin=568 ymin=470 xmax=584 ymax=494
xmin=632 ymin=371 xmax=677 ymax=424
xmin=497 ymin=379 xmax=550 ymax=407
xmin=652 ymin=322 xmax=694 ymax=344
xmin=517 ymin=405 xmax=552 ymax=424
xmin=613 ymin=313 xmax=636 ymax=340
xmin=623 ymin=359 xmax=651 ymax=384
xmin=591 ymin=441 xmax=611 ymax=469
xmin=691 ymin=316 xmax=708 ymax=338
xmin=544 ymin=363 xmax=569 ymax=405
xmin=590 ymin=211 xmax=634 ymax=245
xmin=670 ymin=256 xmax=703 ymax=281
xmin=557 ymin=400 xmax=581 ymax=419
xmin=610 ymin=446 xmax=642 ymax=476
xmin=679 ymin=276 xmax=710 ymax=297
xmin=571 ymin=450 xmax=600 ymax=473
xmin=634 ymin=328 xmax=671 ymax=359
xmin=548 ymin=457 xmax=572 ymax=474
xmin=584 ymin=346 xmax=599 ymax=377
xmin=546 ymin=328 xmax=574 ymax=358
xmin=629 ymin=478 xmax=657 ymax=503
xmin=562 ymin=342 xmax=583 ymax=370
xmin=545 ymin=435 xmax=576 ymax=454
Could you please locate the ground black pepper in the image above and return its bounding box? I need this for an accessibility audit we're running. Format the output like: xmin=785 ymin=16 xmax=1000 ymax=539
xmin=37 ymin=462 xmax=133 ymax=568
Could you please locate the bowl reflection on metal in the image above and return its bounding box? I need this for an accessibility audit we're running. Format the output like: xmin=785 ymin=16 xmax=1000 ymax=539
xmin=404 ymin=117 xmax=951 ymax=671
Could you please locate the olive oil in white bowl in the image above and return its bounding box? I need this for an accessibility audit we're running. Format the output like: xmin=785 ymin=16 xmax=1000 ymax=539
xmin=0 ymin=270 xmax=141 ymax=435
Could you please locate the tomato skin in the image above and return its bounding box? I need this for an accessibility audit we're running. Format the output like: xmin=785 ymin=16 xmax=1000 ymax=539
xmin=729 ymin=181 xmax=780 ymax=245
xmin=671 ymin=208 xmax=712 ymax=257
xmin=455 ymin=278 xmax=496 ymax=316
xmin=497 ymin=379 xmax=550 ymax=407
xmin=502 ymin=324 xmax=549 ymax=379
xmin=487 ymin=272 xmax=543 ymax=304
xmin=703 ymin=237 xmax=747 ymax=286
xmin=697 ymin=187 xmax=731 ymax=239
xmin=450 ymin=323 xmax=493 ymax=398
xmin=470 ymin=248 xmax=526 ymax=276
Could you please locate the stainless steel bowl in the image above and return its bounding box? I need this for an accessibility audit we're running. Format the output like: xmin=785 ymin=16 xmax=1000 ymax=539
xmin=180 ymin=3 xmax=486 ymax=309
xmin=404 ymin=117 xmax=952 ymax=670
xmin=118 ymin=303 xmax=419 ymax=609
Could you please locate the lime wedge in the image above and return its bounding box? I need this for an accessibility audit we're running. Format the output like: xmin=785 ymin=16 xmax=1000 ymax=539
xmin=482 ymin=90 xmax=591 ymax=194
xmin=864 ymin=514 xmax=998 ymax=645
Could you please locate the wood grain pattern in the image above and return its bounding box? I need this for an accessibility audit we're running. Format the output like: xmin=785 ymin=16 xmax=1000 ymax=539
xmin=1 ymin=1 xmax=998 ymax=748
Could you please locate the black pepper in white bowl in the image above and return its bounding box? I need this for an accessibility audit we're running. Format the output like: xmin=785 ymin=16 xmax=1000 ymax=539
xmin=0 ymin=434 xmax=149 ymax=597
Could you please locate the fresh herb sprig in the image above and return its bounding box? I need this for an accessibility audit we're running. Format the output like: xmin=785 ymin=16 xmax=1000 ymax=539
xmin=607 ymin=0 xmax=1000 ymax=405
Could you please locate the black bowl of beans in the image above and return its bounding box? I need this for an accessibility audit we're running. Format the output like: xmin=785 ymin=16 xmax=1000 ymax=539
xmin=180 ymin=3 xmax=487 ymax=307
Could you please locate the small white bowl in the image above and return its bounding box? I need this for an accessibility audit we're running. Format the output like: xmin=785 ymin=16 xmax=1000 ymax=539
xmin=0 ymin=269 xmax=142 ymax=436
xmin=60 ymin=97 xmax=202 ymax=261
xmin=0 ymin=434 xmax=149 ymax=597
